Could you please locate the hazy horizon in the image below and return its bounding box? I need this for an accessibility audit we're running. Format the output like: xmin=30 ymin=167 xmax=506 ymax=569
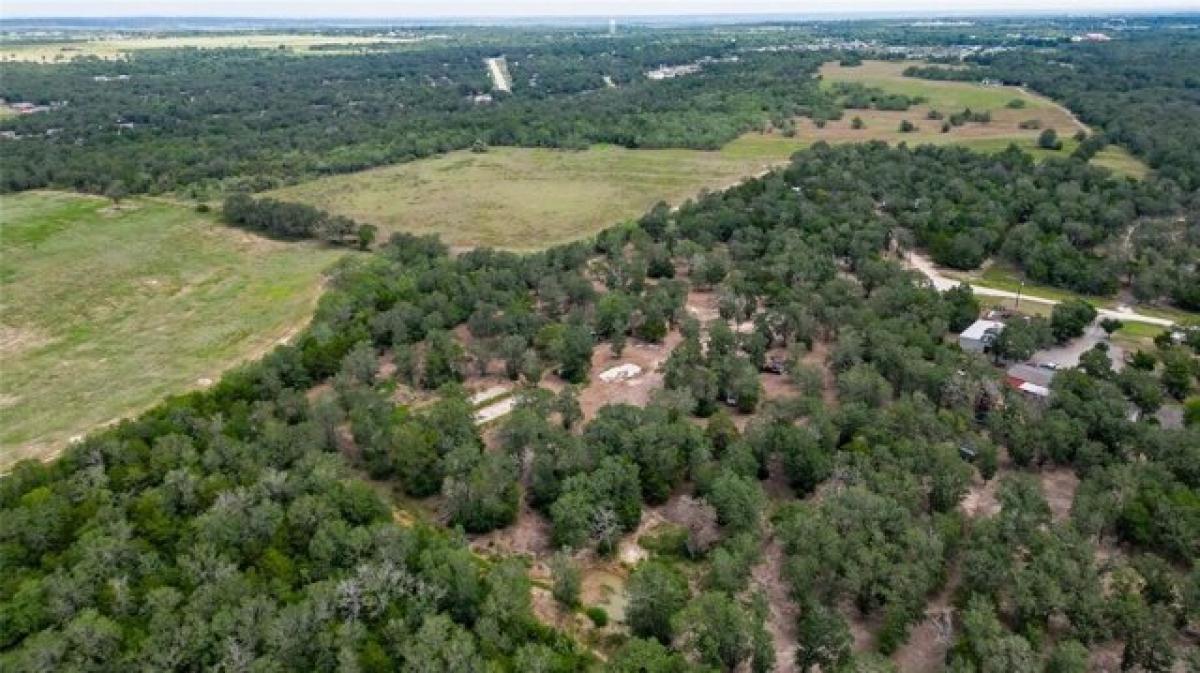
xmin=4 ymin=0 xmax=1200 ymax=20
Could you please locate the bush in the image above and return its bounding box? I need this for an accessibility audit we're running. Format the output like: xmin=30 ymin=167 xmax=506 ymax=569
xmin=585 ymin=606 xmax=609 ymax=627
xmin=638 ymin=524 xmax=690 ymax=558
xmin=1038 ymin=128 xmax=1063 ymax=150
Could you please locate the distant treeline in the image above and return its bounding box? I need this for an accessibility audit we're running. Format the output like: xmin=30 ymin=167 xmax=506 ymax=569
xmin=223 ymin=193 xmax=376 ymax=248
xmin=0 ymin=40 xmax=830 ymax=196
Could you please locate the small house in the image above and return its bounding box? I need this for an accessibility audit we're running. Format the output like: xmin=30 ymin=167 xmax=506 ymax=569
xmin=959 ymin=319 xmax=1005 ymax=353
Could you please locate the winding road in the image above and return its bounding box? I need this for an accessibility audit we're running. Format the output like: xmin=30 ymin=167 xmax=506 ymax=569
xmin=905 ymin=251 xmax=1176 ymax=327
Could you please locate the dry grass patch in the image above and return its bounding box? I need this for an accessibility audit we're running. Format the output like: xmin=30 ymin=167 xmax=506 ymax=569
xmin=269 ymin=145 xmax=790 ymax=250
xmin=0 ymin=191 xmax=341 ymax=467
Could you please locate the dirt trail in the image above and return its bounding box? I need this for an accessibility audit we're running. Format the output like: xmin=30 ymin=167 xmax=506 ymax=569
xmin=1015 ymin=86 xmax=1089 ymax=133
xmin=891 ymin=571 xmax=959 ymax=673
xmin=751 ymin=534 xmax=800 ymax=673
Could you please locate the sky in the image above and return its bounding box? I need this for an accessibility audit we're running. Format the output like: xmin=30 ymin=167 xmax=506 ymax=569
xmin=5 ymin=0 xmax=1200 ymax=18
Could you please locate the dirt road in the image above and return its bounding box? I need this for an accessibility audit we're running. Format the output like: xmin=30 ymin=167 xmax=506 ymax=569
xmin=905 ymin=251 xmax=1175 ymax=327
xmin=486 ymin=57 xmax=511 ymax=93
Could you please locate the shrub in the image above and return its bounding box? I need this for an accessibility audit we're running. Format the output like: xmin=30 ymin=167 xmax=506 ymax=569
xmin=586 ymin=606 xmax=609 ymax=628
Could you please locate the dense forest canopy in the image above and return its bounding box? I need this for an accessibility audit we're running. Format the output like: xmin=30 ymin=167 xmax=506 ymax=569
xmin=0 ymin=37 xmax=829 ymax=195
xmin=4 ymin=139 xmax=1199 ymax=669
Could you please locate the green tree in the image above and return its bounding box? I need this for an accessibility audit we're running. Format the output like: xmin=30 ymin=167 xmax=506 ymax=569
xmin=1038 ymin=128 xmax=1062 ymax=150
xmin=550 ymin=551 xmax=581 ymax=608
xmin=673 ymin=592 xmax=764 ymax=671
xmin=627 ymin=561 xmax=690 ymax=644
xmin=945 ymin=284 xmax=981 ymax=333
xmin=1045 ymin=641 xmax=1089 ymax=673
xmin=795 ymin=602 xmax=852 ymax=673
xmin=1050 ymin=299 xmax=1098 ymax=343
xmin=356 ymin=223 xmax=377 ymax=250
xmin=705 ymin=470 xmax=765 ymax=533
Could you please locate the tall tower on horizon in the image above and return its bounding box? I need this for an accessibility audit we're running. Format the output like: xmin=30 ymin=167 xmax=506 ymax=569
xmin=609 ymin=19 xmax=617 ymax=36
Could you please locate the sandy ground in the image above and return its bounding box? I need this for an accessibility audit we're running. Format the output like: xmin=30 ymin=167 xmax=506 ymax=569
xmin=574 ymin=331 xmax=684 ymax=422
xmin=959 ymin=471 xmax=1004 ymax=519
xmin=801 ymin=340 xmax=839 ymax=408
xmin=891 ymin=572 xmax=958 ymax=673
xmin=751 ymin=534 xmax=801 ymax=673
xmin=1039 ymin=466 xmax=1080 ymax=523
xmin=470 ymin=501 xmax=552 ymax=558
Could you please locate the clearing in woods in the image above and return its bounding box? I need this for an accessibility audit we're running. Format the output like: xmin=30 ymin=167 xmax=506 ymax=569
xmin=273 ymin=60 xmax=1146 ymax=251
xmin=268 ymin=145 xmax=791 ymax=250
xmin=0 ymin=191 xmax=342 ymax=468
xmin=810 ymin=60 xmax=1148 ymax=175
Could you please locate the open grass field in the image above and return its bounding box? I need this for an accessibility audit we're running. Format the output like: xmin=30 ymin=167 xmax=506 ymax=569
xmin=808 ymin=60 xmax=1147 ymax=177
xmin=268 ymin=144 xmax=794 ymax=250
xmin=0 ymin=191 xmax=343 ymax=468
xmin=0 ymin=34 xmax=425 ymax=62
xmin=272 ymin=60 xmax=1146 ymax=252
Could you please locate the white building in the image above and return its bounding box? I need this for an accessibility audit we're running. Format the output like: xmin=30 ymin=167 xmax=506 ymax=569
xmin=958 ymin=319 xmax=1005 ymax=353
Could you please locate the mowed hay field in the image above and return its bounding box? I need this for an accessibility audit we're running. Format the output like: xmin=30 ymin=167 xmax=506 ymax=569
xmin=0 ymin=191 xmax=342 ymax=467
xmin=808 ymin=60 xmax=1149 ymax=176
xmin=268 ymin=145 xmax=795 ymax=250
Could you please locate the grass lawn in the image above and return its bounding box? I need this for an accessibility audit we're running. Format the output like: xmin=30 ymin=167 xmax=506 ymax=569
xmin=0 ymin=34 xmax=425 ymax=62
xmin=1112 ymin=320 xmax=1168 ymax=351
xmin=268 ymin=144 xmax=795 ymax=250
xmin=0 ymin=191 xmax=342 ymax=467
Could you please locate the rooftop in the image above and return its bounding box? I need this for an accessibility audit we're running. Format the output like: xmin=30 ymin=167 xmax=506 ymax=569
xmin=961 ymin=319 xmax=1005 ymax=341
xmin=1007 ymin=363 xmax=1058 ymax=388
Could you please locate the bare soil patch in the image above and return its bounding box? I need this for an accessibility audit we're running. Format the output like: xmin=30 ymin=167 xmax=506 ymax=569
xmin=801 ymin=340 xmax=839 ymax=408
xmin=470 ymin=502 xmax=552 ymax=558
xmin=1039 ymin=466 xmax=1080 ymax=523
xmin=574 ymin=331 xmax=683 ymax=422
xmin=960 ymin=471 xmax=1004 ymax=519
xmin=751 ymin=535 xmax=800 ymax=673
xmin=891 ymin=571 xmax=959 ymax=673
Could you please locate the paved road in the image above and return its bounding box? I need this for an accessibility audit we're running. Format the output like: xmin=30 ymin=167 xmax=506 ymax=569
xmin=905 ymin=251 xmax=1175 ymax=327
xmin=485 ymin=57 xmax=511 ymax=93
xmin=1034 ymin=323 xmax=1125 ymax=370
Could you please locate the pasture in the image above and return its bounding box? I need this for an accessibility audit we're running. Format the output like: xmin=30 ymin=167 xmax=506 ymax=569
xmin=273 ymin=60 xmax=1146 ymax=251
xmin=810 ymin=60 xmax=1148 ymax=174
xmin=268 ymin=144 xmax=793 ymax=250
xmin=0 ymin=34 xmax=425 ymax=62
xmin=0 ymin=191 xmax=341 ymax=467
